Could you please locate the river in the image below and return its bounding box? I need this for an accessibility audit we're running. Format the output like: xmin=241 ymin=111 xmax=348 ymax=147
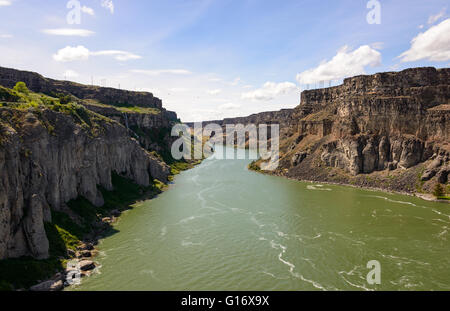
xmin=73 ymin=146 xmax=450 ymax=291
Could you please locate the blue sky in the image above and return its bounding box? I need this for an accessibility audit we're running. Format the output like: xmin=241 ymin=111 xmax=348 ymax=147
xmin=0 ymin=0 xmax=449 ymax=121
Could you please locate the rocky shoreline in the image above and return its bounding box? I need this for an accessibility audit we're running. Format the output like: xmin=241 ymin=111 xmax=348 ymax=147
xmin=27 ymin=161 xmax=201 ymax=292
xmin=249 ymin=163 xmax=449 ymax=205
xmin=29 ymin=205 xmax=139 ymax=291
xmin=285 ymin=176 xmax=450 ymax=204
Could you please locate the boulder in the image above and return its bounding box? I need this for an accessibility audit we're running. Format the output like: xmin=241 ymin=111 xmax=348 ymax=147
xmin=79 ymin=260 xmax=96 ymax=271
xmin=102 ymin=217 xmax=112 ymax=223
xmin=421 ymin=169 xmax=437 ymax=181
xmin=29 ymin=279 xmax=64 ymax=292
xmin=428 ymin=156 xmax=443 ymax=170
xmin=111 ymin=209 xmax=121 ymax=217
xmin=80 ymin=250 xmax=92 ymax=258
xmin=77 ymin=243 xmax=94 ymax=251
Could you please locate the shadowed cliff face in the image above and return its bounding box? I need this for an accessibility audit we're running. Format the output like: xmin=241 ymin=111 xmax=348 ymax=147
xmin=0 ymin=81 xmax=173 ymax=261
xmin=286 ymin=67 xmax=449 ymax=178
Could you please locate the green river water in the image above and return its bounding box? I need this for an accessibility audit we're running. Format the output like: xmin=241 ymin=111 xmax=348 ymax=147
xmin=73 ymin=147 xmax=450 ymax=291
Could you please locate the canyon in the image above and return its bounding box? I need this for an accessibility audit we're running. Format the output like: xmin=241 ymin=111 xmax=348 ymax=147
xmin=0 ymin=66 xmax=449 ymax=291
xmin=200 ymin=67 xmax=450 ymax=195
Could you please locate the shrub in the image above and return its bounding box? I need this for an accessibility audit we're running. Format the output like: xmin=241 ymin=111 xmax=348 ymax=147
xmin=58 ymin=94 xmax=72 ymax=105
xmin=0 ymin=86 xmax=21 ymax=102
xmin=433 ymin=183 xmax=445 ymax=198
xmin=248 ymin=160 xmax=261 ymax=171
xmin=13 ymin=82 xmax=29 ymax=95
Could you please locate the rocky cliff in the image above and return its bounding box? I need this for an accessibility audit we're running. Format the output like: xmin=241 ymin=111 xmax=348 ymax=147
xmin=220 ymin=67 xmax=450 ymax=195
xmin=0 ymin=107 xmax=170 ymax=260
xmin=0 ymin=68 xmax=177 ymax=261
xmin=186 ymin=109 xmax=296 ymax=129
xmin=0 ymin=66 xmax=163 ymax=109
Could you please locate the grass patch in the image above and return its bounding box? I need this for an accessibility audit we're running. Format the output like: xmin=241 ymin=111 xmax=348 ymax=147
xmin=45 ymin=222 xmax=79 ymax=258
xmin=0 ymin=257 xmax=65 ymax=290
xmin=170 ymin=161 xmax=192 ymax=175
xmin=0 ymin=83 xmax=114 ymax=138
xmin=248 ymin=160 xmax=261 ymax=171
xmin=116 ymin=106 xmax=160 ymax=115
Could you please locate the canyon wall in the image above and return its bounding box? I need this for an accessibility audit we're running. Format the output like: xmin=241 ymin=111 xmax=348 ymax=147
xmin=211 ymin=67 xmax=449 ymax=193
xmin=0 ymin=66 xmax=164 ymax=109
xmin=185 ymin=109 xmax=296 ymax=129
xmin=0 ymin=107 xmax=170 ymax=260
xmin=0 ymin=68 xmax=177 ymax=261
xmin=290 ymin=67 xmax=449 ymax=174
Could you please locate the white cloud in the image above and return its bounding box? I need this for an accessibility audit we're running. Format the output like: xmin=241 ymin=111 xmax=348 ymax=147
xmin=0 ymin=0 xmax=12 ymax=6
xmin=53 ymin=45 xmax=90 ymax=62
xmin=53 ymin=45 xmax=141 ymax=62
xmin=63 ymin=70 xmax=79 ymax=79
xmin=90 ymin=50 xmax=141 ymax=61
xmin=399 ymin=18 xmax=450 ymax=62
xmin=42 ymin=28 xmax=95 ymax=37
xmin=219 ymin=103 xmax=240 ymax=111
xmin=242 ymin=81 xmax=297 ymax=101
xmin=101 ymin=0 xmax=114 ymax=14
xmin=131 ymin=69 xmax=192 ymax=76
xmin=207 ymin=89 xmax=222 ymax=95
xmin=419 ymin=25 xmax=424 ymax=29
xmin=0 ymin=34 xmax=12 ymax=38
xmin=296 ymin=45 xmax=382 ymax=85
xmin=428 ymin=8 xmax=446 ymax=24
xmin=81 ymin=6 xmax=95 ymax=16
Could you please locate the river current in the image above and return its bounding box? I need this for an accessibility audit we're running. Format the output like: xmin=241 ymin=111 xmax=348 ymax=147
xmin=73 ymin=147 xmax=450 ymax=291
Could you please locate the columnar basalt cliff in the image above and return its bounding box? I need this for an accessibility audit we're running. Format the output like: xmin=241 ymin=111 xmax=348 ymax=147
xmin=0 ymin=68 xmax=178 ymax=263
xmin=216 ymin=67 xmax=449 ymax=195
xmin=0 ymin=108 xmax=170 ymax=260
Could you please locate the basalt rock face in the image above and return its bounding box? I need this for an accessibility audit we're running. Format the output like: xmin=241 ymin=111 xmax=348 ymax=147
xmin=0 ymin=107 xmax=170 ymax=260
xmin=80 ymin=103 xmax=178 ymax=157
xmin=279 ymin=67 xmax=450 ymax=192
xmin=0 ymin=66 xmax=163 ymax=109
xmin=186 ymin=109 xmax=296 ymax=129
xmin=225 ymin=68 xmax=449 ymax=193
xmin=83 ymin=103 xmax=176 ymax=130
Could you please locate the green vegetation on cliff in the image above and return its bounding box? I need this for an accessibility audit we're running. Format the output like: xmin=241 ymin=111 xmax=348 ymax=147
xmin=0 ymin=83 xmax=116 ymax=139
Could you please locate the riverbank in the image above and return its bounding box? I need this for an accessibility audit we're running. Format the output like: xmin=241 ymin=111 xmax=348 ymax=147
xmin=69 ymin=146 xmax=450 ymax=291
xmin=0 ymin=159 xmax=201 ymax=292
xmin=249 ymin=162 xmax=450 ymax=205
